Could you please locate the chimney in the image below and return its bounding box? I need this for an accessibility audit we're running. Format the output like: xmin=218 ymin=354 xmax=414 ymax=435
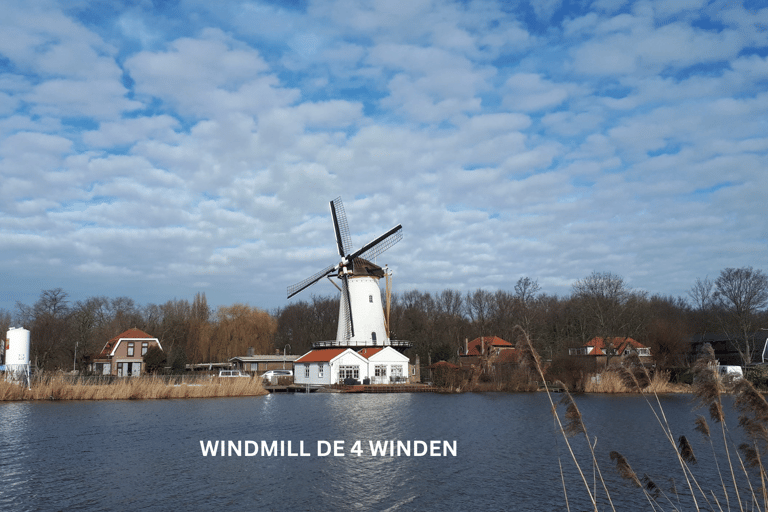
xmin=464 ymin=338 xmax=468 ymax=355
xmin=247 ymin=347 xmax=254 ymax=357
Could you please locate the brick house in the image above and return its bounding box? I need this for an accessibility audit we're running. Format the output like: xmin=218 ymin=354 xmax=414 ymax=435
xmin=569 ymin=337 xmax=652 ymax=367
xmin=459 ymin=336 xmax=519 ymax=369
xmin=89 ymin=328 xmax=163 ymax=376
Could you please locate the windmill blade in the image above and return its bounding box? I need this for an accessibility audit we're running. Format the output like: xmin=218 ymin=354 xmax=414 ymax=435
xmin=330 ymin=197 xmax=353 ymax=257
xmin=351 ymin=224 xmax=403 ymax=262
xmin=341 ymin=273 xmax=355 ymax=339
xmin=287 ymin=263 xmax=338 ymax=299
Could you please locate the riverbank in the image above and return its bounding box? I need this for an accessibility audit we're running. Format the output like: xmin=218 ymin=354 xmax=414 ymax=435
xmin=0 ymin=374 xmax=267 ymax=401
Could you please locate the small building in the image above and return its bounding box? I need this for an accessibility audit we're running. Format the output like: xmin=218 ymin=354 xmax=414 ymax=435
xmin=459 ymin=336 xmax=518 ymax=370
xmin=229 ymin=354 xmax=300 ymax=375
xmin=89 ymin=328 xmax=162 ymax=376
xmin=358 ymin=346 xmax=411 ymax=384
xmin=294 ymin=348 xmax=369 ymax=387
xmin=569 ymin=337 xmax=652 ymax=367
xmin=294 ymin=346 xmax=415 ymax=387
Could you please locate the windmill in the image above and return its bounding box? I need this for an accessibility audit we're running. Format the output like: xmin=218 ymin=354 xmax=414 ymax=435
xmin=287 ymin=197 xmax=409 ymax=350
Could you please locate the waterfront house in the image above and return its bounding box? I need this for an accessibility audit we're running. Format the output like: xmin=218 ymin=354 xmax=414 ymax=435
xmin=459 ymin=336 xmax=518 ymax=370
xmin=89 ymin=328 xmax=162 ymax=376
xmin=569 ymin=337 xmax=652 ymax=367
xmin=294 ymin=348 xmax=370 ymax=386
xmin=294 ymin=346 xmax=416 ymax=387
xmin=357 ymin=346 xmax=411 ymax=384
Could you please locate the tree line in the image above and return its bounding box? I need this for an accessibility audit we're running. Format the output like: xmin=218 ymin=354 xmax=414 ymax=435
xmin=5 ymin=291 xmax=276 ymax=372
xmin=3 ymin=267 xmax=767 ymax=372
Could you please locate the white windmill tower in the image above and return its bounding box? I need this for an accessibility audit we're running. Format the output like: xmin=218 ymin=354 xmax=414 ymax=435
xmin=287 ymin=197 xmax=410 ymax=351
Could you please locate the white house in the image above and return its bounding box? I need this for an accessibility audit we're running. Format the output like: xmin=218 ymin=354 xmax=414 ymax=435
xmin=294 ymin=346 xmax=413 ymax=387
xmin=294 ymin=348 xmax=370 ymax=387
xmin=358 ymin=346 xmax=410 ymax=384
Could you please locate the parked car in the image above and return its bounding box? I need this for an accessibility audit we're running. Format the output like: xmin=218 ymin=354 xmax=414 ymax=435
xmin=261 ymin=370 xmax=293 ymax=383
xmin=716 ymin=365 xmax=743 ymax=381
xmin=218 ymin=369 xmax=249 ymax=378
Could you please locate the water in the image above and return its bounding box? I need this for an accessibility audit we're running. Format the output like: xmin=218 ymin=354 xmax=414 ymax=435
xmin=0 ymin=392 xmax=755 ymax=511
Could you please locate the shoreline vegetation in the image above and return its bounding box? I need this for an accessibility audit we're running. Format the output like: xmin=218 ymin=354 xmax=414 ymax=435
xmin=512 ymin=324 xmax=768 ymax=512
xmin=0 ymin=374 xmax=267 ymax=401
xmin=434 ymin=368 xmax=695 ymax=394
xmin=0 ymin=368 xmax=704 ymax=401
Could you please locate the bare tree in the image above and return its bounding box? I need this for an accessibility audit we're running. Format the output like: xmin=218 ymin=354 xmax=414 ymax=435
xmin=714 ymin=267 xmax=768 ymax=364
xmin=514 ymin=276 xmax=540 ymax=305
xmin=688 ymin=276 xmax=714 ymax=311
xmin=465 ymin=289 xmax=493 ymax=334
xmin=16 ymin=288 xmax=71 ymax=370
xmin=571 ymin=272 xmax=648 ymax=357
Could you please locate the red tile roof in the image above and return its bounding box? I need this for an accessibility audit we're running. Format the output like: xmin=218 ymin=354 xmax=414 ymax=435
xmin=584 ymin=337 xmax=648 ymax=356
xmin=295 ymin=348 xmax=348 ymax=363
xmin=357 ymin=347 xmax=385 ymax=359
xmin=465 ymin=336 xmax=514 ymax=356
xmin=98 ymin=328 xmax=157 ymax=358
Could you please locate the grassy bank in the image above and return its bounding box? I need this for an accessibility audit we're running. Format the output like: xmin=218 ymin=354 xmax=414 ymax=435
xmin=584 ymin=369 xmax=692 ymax=394
xmin=0 ymin=374 xmax=267 ymax=401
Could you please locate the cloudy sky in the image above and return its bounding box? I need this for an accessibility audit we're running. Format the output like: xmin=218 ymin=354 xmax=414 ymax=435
xmin=2 ymin=0 xmax=767 ymax=314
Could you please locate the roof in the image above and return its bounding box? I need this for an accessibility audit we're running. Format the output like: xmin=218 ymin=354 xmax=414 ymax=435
xmin=98 ymin=328 xmax=159 ymax=358
xmin=428 ymin=361 xmax=461 ymax=370
xmin=357 ymin=347 xmax=385 ymax=359
xmin=584 ymin=337 xmax=649 ymax=356
xmin=229 ymin=355 xmax=300 ymax=362
xmin=465 ymin=336 xmax=514 ymax=356
xmin=295 ymin=348 xmax=348 ymax=363
xmin=350 ymin=257 xmax=385 ymax=278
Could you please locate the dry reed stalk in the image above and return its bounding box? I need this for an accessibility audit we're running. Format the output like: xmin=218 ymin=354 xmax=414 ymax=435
xmin=618 ymin=353 xmax=705 ymax=510
xmin=560 ymin=391 xmax=616 ymax=510
xmin=0 ymin=374 xmax=267 ymax=401
xmin=583 ymin=369 xmax=690 ymax=394
xmin=608 ymin=451 xmax=659 ymax=510
xmin=513 ymin=325 xmax=603 ymax=512
xmin=692 ymin=346 xmax=751 ymax=512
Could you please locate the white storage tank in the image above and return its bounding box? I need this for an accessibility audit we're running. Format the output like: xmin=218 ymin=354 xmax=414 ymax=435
xmin=5 ymin=327 xmax=31 ymax=371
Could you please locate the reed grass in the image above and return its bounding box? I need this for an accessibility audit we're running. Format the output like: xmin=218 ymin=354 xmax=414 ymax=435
xmin=0 ymin=374 xmax=267 ymax=401
xmin=516 ymin=326 xmax=768 ymax=511
xmin=584 ymin=369 xmax=691 ymax=394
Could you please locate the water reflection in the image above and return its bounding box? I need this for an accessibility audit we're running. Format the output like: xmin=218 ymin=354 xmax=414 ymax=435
xmin=0 ymin=392 xmax=756 ymax=511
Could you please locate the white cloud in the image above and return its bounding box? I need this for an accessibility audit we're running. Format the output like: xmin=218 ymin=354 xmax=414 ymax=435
xmin=1 ymin=0 xmax=767 ymax=314
xmin=502 ymin=73 xmax=579 ymax=112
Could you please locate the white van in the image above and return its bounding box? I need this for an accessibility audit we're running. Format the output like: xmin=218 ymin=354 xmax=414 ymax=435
xmin=218 ymin=369 xmax=249 ymax=378
xmin=716 ymin=365 xmax=743 ymax=381
xmin=261 ymin=370 xmax=293 ymax=383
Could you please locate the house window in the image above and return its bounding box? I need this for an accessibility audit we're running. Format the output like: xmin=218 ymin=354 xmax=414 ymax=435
xmin=391 ymin=365 xmax=403 ymax=377
xmin=338 ymin=365 xmax=359 ymax=381
xmin=375 ymin=365 xmax=387 ymax=377
xmin=318 ymin=364 xmax=324 ymax=378
xmin=305 ymin=364 xmax=310 ymax=378
xmin=369 ymin=295 xmax=373 ymax=303
xmin=127 ymin=342 xmax=134 ymax=357
xmin=372 ymin=332 xmax=377 ymax=345
xmin=141 ymin=342 xmax=148 ymax=356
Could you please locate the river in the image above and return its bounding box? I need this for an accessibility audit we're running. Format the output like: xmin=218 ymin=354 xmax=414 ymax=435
xmin=0 ymin=392 xmax=756 ymax=511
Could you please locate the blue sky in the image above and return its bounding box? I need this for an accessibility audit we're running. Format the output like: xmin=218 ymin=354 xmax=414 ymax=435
xmin=1 ymin=0 xmax=767 ymax=313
